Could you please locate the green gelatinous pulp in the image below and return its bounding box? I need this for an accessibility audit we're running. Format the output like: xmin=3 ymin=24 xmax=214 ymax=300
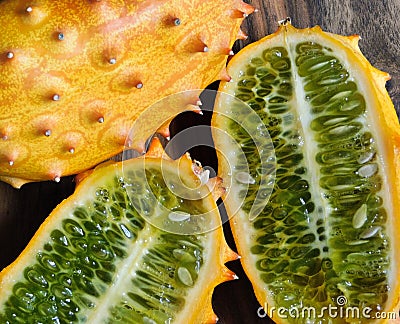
xmin=229 ymin=43 xmax=390 ymax=321
xmin=0 ymin=167 xmax=206 ymax=324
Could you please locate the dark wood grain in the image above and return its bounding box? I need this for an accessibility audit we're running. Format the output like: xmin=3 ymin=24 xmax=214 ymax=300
xmin=0 ymin=1 xmax=399 ymax=323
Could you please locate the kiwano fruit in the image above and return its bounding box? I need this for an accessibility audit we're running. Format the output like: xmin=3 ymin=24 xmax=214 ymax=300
xmin=0 ymin=138 xmax=237 ymax=323
xmin=0 ymin=0 xmax=253 ymax=188
xmin=212 ymin=23 xmax=400 ymax=322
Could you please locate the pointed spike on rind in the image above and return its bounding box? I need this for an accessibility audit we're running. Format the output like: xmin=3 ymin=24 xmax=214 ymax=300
xmin=191 ymin=160 xmax=202 ymax=177
xmin=230 ymin=9 xmax=246 ymax=19
xmin=145 ymin=137 xmax=167 ymax=159
xmin=223 ymin=242 xmax=240 ymax=263
xmin=208 ymin=313 xmax=219 ymax=324
xmin=206 ymin=177 xmax=226 ymax=201
xmin=187 ymin=104 xmax=202 ymax=115
xmin=6 ymin=52 xmax=14 ymax=59
xmin=237 ymin=28 xmax=248 ymax=40
xmin=3 ymin=150 xmax=18 ymax=166
xmin=157 ymin=125 xmax=170 ymax=138
xmin=183 ymin=93 xmax=202 ymax=107
xmin=220 ymin=48 xmax=235 ymax=56
xmin=237 ymin=1 xmax=255 ymax=15
xmin=219 ymin=67 xmax=232 ymax=82
xmin=279 ymin=17 xmax=292 ymax=26
xmin=222 ymin=267 xmax=238 ymax=282
xmin=130 ymin=140 xmax=146 ymax=155
xmin=191 ymin=38 xmax=209 ymax=53
xmin=0 ymin=127 xmax=11 ymax=140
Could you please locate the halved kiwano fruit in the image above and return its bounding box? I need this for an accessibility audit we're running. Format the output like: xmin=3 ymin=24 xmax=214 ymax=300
xmin=212 ymin=23 xmax=400 ymax=323
xmin=0 ymin=138 xmax=237 ymax=323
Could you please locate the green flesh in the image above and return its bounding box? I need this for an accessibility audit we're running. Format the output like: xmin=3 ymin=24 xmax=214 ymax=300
xmin=0 ymin=164 xmax=209 ymax=323
xmin=223 ymin=42 xmax=391 ymax=321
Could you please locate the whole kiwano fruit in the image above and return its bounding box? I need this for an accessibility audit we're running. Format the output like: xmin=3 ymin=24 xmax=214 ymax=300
xmin=0 ymin=0 xmax=253 ymax=187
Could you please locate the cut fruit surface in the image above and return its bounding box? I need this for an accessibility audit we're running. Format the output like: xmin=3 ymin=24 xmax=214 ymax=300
xmin=212 ymin=23 xmax=400 ymax=323
xmin=0 ymin=138 xmax=236 ymax=323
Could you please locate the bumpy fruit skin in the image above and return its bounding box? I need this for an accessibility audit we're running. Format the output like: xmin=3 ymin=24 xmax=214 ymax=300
xmin=0 ymin=138 xmax=238 ymax=323
xmin=0 ymin=0 xmax=253 ymax=188
xmin=212 ymin=24 xmax=400 ymax=323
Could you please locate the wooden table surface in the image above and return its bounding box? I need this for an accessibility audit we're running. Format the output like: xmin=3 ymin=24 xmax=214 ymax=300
xmin=0 ymin=1 xmax=399 ymax=323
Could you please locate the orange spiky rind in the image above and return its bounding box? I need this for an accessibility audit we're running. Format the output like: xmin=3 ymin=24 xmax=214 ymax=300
xmin=0 ymin=0 xmax=252 ymax=187
xmin=145 ymin=136 xmax=169 ymax=160
xmin=237 ymin=28 xmax=249 ymax=40
xmin=213 ymin=22 xmax=400 ymax=323
xmin=0 ymin=139 xmax=237 ymax=323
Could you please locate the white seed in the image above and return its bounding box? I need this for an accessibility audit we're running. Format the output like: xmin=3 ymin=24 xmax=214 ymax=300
xmin=136 ymin=82 xmax=143 ymax=89
xmin=177 ymin=267 xmax=194 ymax=286
xmin=109 ymin=58 xmax=116 ymax=64
xmin=235 ymin=171 xmax=256 ymax=185
xmin=69 ymin=148 xmax=75 ymax=154
xmin=8 ymin=160 xmax=14 ymax=166
xmin=168 ymin=211 xmax=190 ymax=222
xmin=359 ymin=226 xmax=381 ymax=239
xmin=52 ymin=94 xmax=60 ymax=101
xmin=172 ymin=249 xmax=186 ymax=260
xmin=26 ymin=6 xmax=33 ymax=13
xmin=203 ymin=46 xmax=209 ymax=52
xmin=98 ymin=117 xmax=104 ymax=123
xmin=6 ymin=52 xmax=14 ymax=59
xmin=357 ymin=163 xmax=378 ymax=178
xmin=198 ymin=169 xmax=210 ymax=185
xmin=54 ymin=176 xmax=61 ymax=183
xmin=357 ymin=151 xmax=375 ymax=164
xmin=324 ymin=117 xmax=348 ymax=126
xmin=346 ymin=240 xmax=368 ymax=245
xmin=44 ymin=129 xmax=51 ymax=137
xmin=143 ymin=317 xmax=157 ymax=324
xmin=352 ymin=204 xmax=367 ymax=229
xmin=229 ymin=50 xmax=234 ymax=55
xmin=329 ymin=125 xmax=352 ymax=135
